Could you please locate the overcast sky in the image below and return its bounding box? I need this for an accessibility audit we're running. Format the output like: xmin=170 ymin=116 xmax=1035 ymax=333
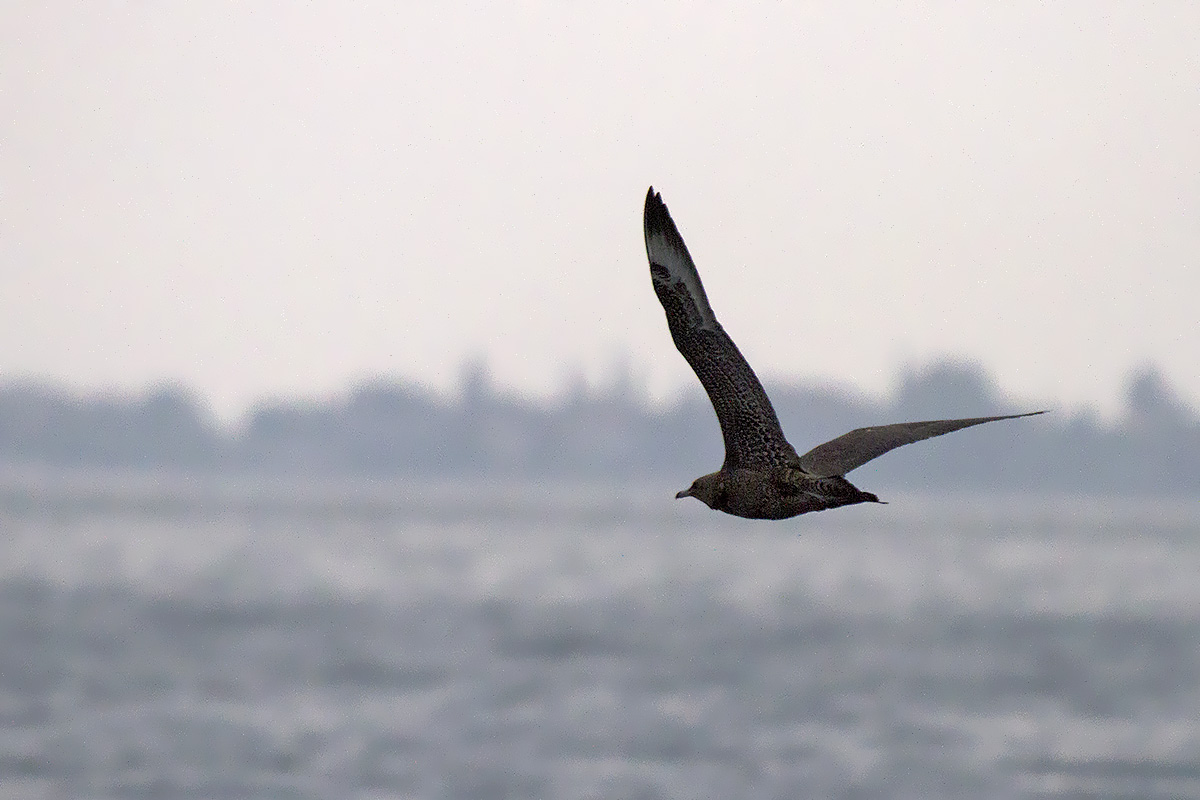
xmin=3 ymin=2 xmax=1197 ymax=419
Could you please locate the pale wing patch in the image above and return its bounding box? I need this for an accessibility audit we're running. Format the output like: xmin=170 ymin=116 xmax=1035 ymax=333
xmin=645 ymin=227 xmax=717 ymax=329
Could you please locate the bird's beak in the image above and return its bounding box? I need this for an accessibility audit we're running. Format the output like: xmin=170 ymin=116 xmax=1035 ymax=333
xmin=675 ymin=488 xmax=690 ymax=499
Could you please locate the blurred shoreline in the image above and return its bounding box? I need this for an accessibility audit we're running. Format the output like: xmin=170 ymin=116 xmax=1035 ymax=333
xmin=3 ymin=358 xmax=1198 ymax=496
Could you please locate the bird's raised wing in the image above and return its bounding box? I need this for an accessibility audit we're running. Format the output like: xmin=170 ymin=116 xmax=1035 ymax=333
xmin=798 ymin=412 xmax=1046 ymax=477
xmin=644 ymin=187 xmax=798 ymax=470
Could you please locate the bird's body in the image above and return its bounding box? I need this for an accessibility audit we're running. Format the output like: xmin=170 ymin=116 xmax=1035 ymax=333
xmin=643 ymin=187 xmax=1043 ymax=520
xmin=680 ymin=467 xmax=877 ymax=520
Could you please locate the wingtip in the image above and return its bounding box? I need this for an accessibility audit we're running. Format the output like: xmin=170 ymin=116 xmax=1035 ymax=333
xmin=643 ymin=186 xmax=671 ymax=234
xmin=645 ymin=186 xmax=664 ymax=212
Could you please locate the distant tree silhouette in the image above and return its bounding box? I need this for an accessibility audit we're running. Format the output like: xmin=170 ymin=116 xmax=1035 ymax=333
xmin=1118 ymin=365 xmax=1200 ymax=492
xmin=0 ymin=381 xmax=216 ymax=470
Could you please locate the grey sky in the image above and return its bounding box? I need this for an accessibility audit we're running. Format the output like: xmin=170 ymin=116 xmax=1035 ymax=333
xmin=3 ymin=2 xmax=1197 ymax=419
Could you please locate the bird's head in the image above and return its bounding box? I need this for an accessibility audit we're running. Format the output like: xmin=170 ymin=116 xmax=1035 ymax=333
xmin=675 ymin=472 xmax=725 ymax=509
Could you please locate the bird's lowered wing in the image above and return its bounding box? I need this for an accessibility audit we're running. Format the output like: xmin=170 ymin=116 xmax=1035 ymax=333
xmin=644 ymin=187 xmax=799 ymax=470
xmin=798 ymin=412 xmax=1046 ymax=477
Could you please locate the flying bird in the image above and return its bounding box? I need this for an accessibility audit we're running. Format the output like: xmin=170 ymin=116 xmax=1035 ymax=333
xmin=644 ymin=187 xmax=1043 ymax=519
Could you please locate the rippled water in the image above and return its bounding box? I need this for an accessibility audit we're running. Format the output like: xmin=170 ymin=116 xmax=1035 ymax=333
xmin=1 ymin=478 xmax=1198 ymax=799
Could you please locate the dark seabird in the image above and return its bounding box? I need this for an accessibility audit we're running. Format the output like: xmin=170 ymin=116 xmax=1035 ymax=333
xmin=644 ymin=187 xmax=1044 ymax=520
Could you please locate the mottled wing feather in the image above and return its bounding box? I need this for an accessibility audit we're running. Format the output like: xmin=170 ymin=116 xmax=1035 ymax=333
xmin=798 ymin=412 xmax=1046 ymax=477
xmin=644 ymin=187 xmax=798 ymax=470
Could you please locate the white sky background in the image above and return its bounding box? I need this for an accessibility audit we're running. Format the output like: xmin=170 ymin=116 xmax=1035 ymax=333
xmin=2 ymin=2 xmax=1197 ymax=420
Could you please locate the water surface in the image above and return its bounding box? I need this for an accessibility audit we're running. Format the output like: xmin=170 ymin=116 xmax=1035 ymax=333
xmin=2 ymin=479 xmax=1197 ymax=798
